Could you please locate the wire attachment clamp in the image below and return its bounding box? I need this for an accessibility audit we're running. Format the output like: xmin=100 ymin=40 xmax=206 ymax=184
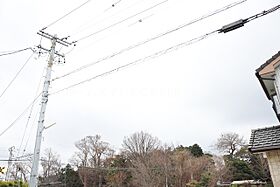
xmin=37 ymin=31 xmax=74 ymax=64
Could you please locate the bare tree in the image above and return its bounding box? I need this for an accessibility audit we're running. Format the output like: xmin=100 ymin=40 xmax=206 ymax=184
xmin=171 ymin=149 xmax=192 ymax=187
xmin=215 ymin=132 xmax=246 ymax=156
xmin=121 ymin=132 xmax=164 ymax=186
xmin=87 ymin=135 xmax=114 ymax=168
xmin=74 ymin=137 xmax=91 ymax=167
xmin=122 ymin=131 xmax=161 ymax=162
xmin=105 ymin=170 xmax=128 ymax=187
xmin=73 ymin=135 xmax=113 ymax=168
xmin=104 ymin=154 xmax=131 ymax=187
xmin=70 ymin=152 xmax=86 ymax=168
xmin=72 ymin=135 xmax=113 ymax=187
xmin=41 ymin=148 xmax=62 ymax=178
xmin=212 ymin=155 xmax=232 ymax=183
xmin=131 ymin=149 xmax=169 ymax=187
xmin=9 ymin=161 xmax=32 ymax=182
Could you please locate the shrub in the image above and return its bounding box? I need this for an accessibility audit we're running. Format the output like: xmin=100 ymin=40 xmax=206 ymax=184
xmin=0 ymin=181 xmax=28 ymax=187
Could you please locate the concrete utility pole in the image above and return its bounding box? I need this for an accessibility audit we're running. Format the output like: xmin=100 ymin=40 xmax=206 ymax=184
xmin=5 ymin=146 xmax=15 ymax=181
xmin=29 ymin=30 xmax=71 ymax=187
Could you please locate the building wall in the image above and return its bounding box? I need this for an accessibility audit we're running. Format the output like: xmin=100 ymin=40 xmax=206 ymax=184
xmin=266 ymin=150 xmax=280 ymax=187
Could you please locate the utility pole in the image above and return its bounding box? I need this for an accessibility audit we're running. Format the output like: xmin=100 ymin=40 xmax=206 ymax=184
xmin=29 ymin=30 xmax=71 ymax=187
xmin=5 ymin=146 xmax=15 ymax=181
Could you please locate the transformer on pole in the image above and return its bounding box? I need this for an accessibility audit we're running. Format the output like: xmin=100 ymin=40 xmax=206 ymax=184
xmin=29 ymin=31 xmax=72 ymax=187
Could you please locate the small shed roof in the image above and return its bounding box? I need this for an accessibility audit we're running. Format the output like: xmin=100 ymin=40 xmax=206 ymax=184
xmin=248 ymin=125 xmax=280 ymax=153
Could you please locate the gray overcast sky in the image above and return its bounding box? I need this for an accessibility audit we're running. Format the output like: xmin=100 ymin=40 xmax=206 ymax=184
xmin=0 ymin=0 xmax=280 ymax=164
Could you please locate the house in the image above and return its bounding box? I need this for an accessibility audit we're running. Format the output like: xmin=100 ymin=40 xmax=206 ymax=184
xmin=248 ymin=51 xmax=280 ymax=186
xmin=255 ymin=51 xmax=280 ymax=120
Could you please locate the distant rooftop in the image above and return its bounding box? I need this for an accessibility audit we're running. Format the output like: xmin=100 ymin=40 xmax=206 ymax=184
xmin=248 ymin=125 xmax=280 ymax=153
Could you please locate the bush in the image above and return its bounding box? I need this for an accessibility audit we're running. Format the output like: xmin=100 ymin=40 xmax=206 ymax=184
xmin=0 ymin=181 xmax=28 ymax=187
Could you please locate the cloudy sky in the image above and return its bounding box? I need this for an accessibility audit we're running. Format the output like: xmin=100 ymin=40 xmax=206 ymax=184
xmin=0 ymin=0 xmax=280 ymax=164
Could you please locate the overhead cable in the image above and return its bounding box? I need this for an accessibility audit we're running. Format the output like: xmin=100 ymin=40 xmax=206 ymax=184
xmin=0 ymin=93 xmax=42 ymax=137
xmin=218 ymin=4 xmax=280 ymax=33
xmin=71 ymin=0 xmax=144 ymax=37
xmin=0 ymin=52 xmax=35 ymax=99
xmin=128 ymin=14 xmax=154 ymax=27
xmin=53 ymin=0 xmax=248 ymax=81
xmin=104 ymin=0 xmax=123 ymax=11
xmin=50 ymin=30 xmax=218 ymax=95
xmin=22 ymin=106 xmax=41 ymax=155
xmin=112 ymin=0 xmax=122 ymax=7
xmin=50 ymin=3 xmax=280 ymax=94
xmin=42 ymin=0 xmax=92 ymax=30
xmin=0 ymin=159 xmax=30 ymax=162
xmin=74 ymin=0 xmax=169 ymax=43
xmin=17 ymin=66 xmax=46 ymax=156
xmin=0 ymin=48 xmax=34 ymax=57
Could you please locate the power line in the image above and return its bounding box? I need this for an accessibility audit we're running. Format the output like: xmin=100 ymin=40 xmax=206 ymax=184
xmin=128 ymin=14 xmax=154 ymax=27
xmin=104 ymin=0 xmax=123 ymax=12
xmin=0 ymin=52 xmax=35 ymax=99
xmin=44 ymin=0 xmax=128 ymax=34
xmin=0 ymin=47 xmax=34 ymax=57
xmin=22 ymin=106 xmax=40 ymax=155
xmin=111 ymin=0 xmax=123 ymax=7
xmin=73 ymin=0 xmax=169 ymax=43
xmin=247 ymin=4 xmax=280 ymax=21
xmin=50 ymin=3 xmax=280 ymax=95
xmin=218 ymin=4 xmax=280 ymax=33
xmin=50 ymin=30 xmax=218 ymax=95
xmin=17 ymin=66 xmax=46 ymax=156
xmin=104 ymin=0 xmax=125 ymax=12
xmin=70 ymin=0 xmax=144 ymax=37
xmin=42 ymin=0 xmax=92 ymax=30
xmin=0 ymin=159 xmax=30 ymax=162
xmin=0 ymin=93 xmax=42 ymax=137
xmin=78 ymin=166 xmax=203 ymax=171
xmin=53 ymin=0 xmax=248 ymax=81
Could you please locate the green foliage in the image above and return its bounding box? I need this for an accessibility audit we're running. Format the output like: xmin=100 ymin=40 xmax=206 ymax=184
xmin=235 ymin=146 xmax=272 ymax=182
xmin=225 ymin=157 xmax=254 ymax=181
xmin=197 ymin=172 xmax=212 ymax=187
xmin=186 ymin=180 xmax=199 ymax=187
xmin=58 ymin=164 xmax=83 ymax=187
xmin=176 ymin=143 xmax=204 ymax=157
xmin=214 ymin=133 xmax=273 ymax=184
xmin=204 ymin=153 xmax=213 ymax=157
xmin=0 ymin=181 xmax=28 ymax=187
xmin=189 ymin=144 xmax=204 ymax=157
xmin=249 ymin=154 xmax=271 ymax=182
xmin=105 ymin=154 xmax=132 ymax=186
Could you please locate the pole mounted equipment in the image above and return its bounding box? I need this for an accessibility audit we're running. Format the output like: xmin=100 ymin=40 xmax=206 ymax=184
xmin=28 ymin=3 xmax=280 ymax=186
xmin=37 ymin=30 xmax=72 ymax=47
xmin=219 ymin=4 xmax=280 ymax=33
xmin=29 ymin=31 xmax=73 ymax=187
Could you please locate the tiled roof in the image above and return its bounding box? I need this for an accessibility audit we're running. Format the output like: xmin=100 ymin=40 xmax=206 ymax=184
xmin=256 ymin=51 xmax=280 ymax=73
xmin=255 ymin=51 xmax=280 ymax=121
xmin=248 ymin=125 xmax=280 ymax=153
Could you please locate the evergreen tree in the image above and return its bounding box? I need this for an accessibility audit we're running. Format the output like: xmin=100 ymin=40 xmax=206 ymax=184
xmin=188 ymin=144 xmax=203 ymax=157
xmin=58 ymin=164 xmax=83 ymax=187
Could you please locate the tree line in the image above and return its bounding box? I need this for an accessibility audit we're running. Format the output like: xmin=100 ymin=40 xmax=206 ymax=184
xmin=4 ymin=131 xmax=272 ymax=187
